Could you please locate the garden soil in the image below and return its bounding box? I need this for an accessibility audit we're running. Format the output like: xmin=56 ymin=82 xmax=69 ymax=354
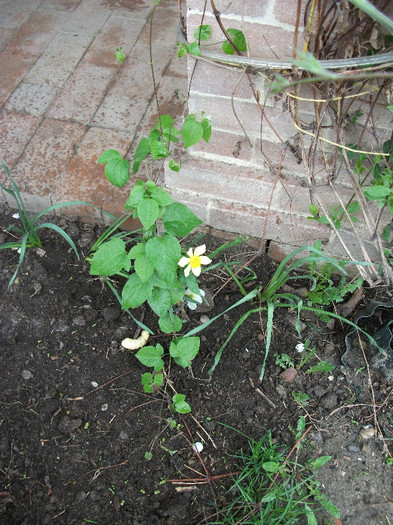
xmin=1 ymin=207 xmax=392 ymax=525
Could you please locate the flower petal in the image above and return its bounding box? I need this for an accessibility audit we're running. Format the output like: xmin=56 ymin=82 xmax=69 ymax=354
xmin=194 ymin=244 xmax=206 ymax=256
xmin=186 ymin=301 xmax=197 ymax=310
xmin=192 ymin=266 xmax=201 ymax=277
xmin=178 ymin=256 xmax=190 ymax=267
xmin=186 ymin=248 xmax=194 ymax=257
xmin=184 ymin=264 xmax=191 ymax=277
xmin=199 ymin=256 xmax=212 ymax=265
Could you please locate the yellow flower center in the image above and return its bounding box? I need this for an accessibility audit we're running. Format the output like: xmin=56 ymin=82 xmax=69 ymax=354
xmin=190 ymin=255 xmax=201 ymax=269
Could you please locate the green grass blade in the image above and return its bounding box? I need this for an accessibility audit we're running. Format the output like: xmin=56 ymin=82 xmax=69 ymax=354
xmin=209 ymin=235 xmax=245 ymax=258
xmin=208 ymin=306 xmax=265 ymax=376
xmin=35 ymin=223 xmax=80 ymax=258
xmin=90 ymin=213 xmax=132 ymax=252
xmin=184 ymin=286 xmax=261 ymax=338
xmin=259 ymin=301 xmax=274 ymax=381
xmin=32 ymin=201 xmax=117 ymax=224
xmin=7 ymin=233 xmax=29 ymax=288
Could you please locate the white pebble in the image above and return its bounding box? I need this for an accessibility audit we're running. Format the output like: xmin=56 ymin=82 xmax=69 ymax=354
xmin=200 ymin=315 xmax=210 ymax=324
xmin=192 ymin=442 xmax=204 ymax=453
xmin=21 ymin=370 xmax=32 ymax=380
xmin=91 ymin=381 xmax=99 ymax=388
xmin=101 ymin=403 xmax=109 ymax=411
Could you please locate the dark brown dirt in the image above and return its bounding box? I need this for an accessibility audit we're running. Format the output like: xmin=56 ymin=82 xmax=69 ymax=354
xmin=1 ymin=207 xmax=392 ymax=525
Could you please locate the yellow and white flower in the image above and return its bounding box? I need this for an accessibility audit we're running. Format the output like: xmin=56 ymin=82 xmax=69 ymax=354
xmin=178 ymin=245 xmax=212 ymax=277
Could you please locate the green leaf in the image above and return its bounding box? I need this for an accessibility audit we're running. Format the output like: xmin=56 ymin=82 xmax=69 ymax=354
xmin=169 ymin=337 xmax=200 ymax=368
xmin=168 ymin=278 xmax=185 ymax=305
xmin=181 ymin=118 xmax=204 ymax=148
xmin=125 ymin=180 xmax=145 ymax=209
xmin=305 ymin=504 xmax=317 ymax=525
xmin=90 ymin=238 xmax=130 ymax=275
xmin=309 ymin=203 xmax=318 ymax=216
xmin=128 ymin=242 xmax=146 ymax=259
xmin=201 ymin=117 xmax=211 ymax=143
xmin=135 ymin=253 xmax=154 ymax=283
xmin=308 ymin=455 xmax=331 ymax=469
xmin=194 ymin=24 xmax=211 ymax=41
xmin=138 ymin=197 xmax=159 ymax=229
xmin=347 ymin=200 xmax=360 ymax=214
xmin=171 ymin=394 xmax=191 ymax=414
xmin=154 ymin=373 xmax=164 ymax=387
xmin=162 ymin=202 xmax=202 ymax=236
xmin=168 ymin=159 xmax=181 ymax=172
xmin=148 ymin=287 xmax=171 ymax=317
xmin=364 ymin=185 xmax=391 ymax=200
xmin=262 ymin=461 xmax=280 ymax=473
xmin=227 ymin=28 xmax=247 ymax=52
xmin=104 ymin=157 xmax=130 ymax=187
xmin=145 ymin=235 xmax=181 ymax=284
xmin=185 ymin=271 xmax=200 ymax=295
xmin=135 ymin=344 xmax=164 ymax=371
xmin=159 ymin=313 xmax=182 ymax=333
xmin=306 ymin=361 xmax=335 ymax=374
xmin=187 ymin=42 xmax=201 ymax=56
xmin=222 ymin=40 xmax=235 ymax=55
xmin=150 ymin=140 xmax=169 ymax=159
xmin=150 ymin=187 xmax=173 ymax=206
xmin=97 ymin=149 xmax=123 ymax=164
xmin=121 ymin=273 xmax=152 ymax=309
xmin=141 ymin=372 xmax=153 ymax=393
xmin=133 ymin=138 xmax=151 ymax=174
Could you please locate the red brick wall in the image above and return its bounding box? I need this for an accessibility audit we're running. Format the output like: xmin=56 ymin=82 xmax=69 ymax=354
xmin=165 ymin=0 xmax=393 ymax=259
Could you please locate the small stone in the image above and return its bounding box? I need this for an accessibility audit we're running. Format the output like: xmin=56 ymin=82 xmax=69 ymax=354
xmin=74 ymin=490 xmax=87 ymax=504
xmin=101 ymin=307 xmax=121 ymax=323
xmin=21 ymin=370 xmax=32 ymax=380
xmin=200 ymin=314 xmax=210 ymax=324
xmin=91 ymin=381 xmax=99 ymax=388
xmin=101 ymin=403 xmax=109 ymax=411
xmin=119 ymin=431 xmax=129 ymax=440
xmin=58 ymin=416 xmax=82 ymax=434
xmin=280 ymin=367 xmax=298 ymax=383
xmin=320 ymin=393 xmax=338 ymax=410
xmin=348 ymin=444 xmax=360 ymax=452
xmin=360 ymin=427 xmax=376 ymax=440
xmin=72 ymin=315 xmax=86 ymax=326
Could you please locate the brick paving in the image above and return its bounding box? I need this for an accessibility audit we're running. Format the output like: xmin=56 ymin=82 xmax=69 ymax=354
xmin=0 ymin=0 xmax=186 ymax=218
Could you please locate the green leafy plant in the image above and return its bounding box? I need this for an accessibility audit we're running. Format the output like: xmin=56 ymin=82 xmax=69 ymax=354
xmin=177 ymin=24 xmax=247 ymax=57
xmin=98 ymin=114 xmax=210 ymax=179
xmin=213 ymin=428 xmax=339 ymax=524
xmin=114 ymin=46 xmax=125 ymax=63
xmin=308 ymin=201 xmax=360 ymax=230
xmin=204 ymin=243 xmax=370 ymax=382
xmin=0 ymin=163 xmax=98 ymax=287
xmin=292 ymin=391 xmax=311 ymax=408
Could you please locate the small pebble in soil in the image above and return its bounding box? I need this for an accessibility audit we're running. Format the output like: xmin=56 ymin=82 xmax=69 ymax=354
xmin=73 ymin=315 xmax=86 ymax=326
xmin=101 ymin=306 xmax=121 ymax=323
xmin=280 ymin=367 xmax=298 ymax=383
xmin=58 ymin=416 xmax=82 ymax=434
xmin=200 ymin=314 xmax=210 ymax=324
xmin=119 ymin=431 xmax=129 ymax=440
xmin=91 ymin=381 xmax=99 ymax=388
xmin=348 ymin=444 xmax=361 ymax=452
xmin=360 ymin=427 xmax=376 ymax=439
xmin=320 ymin=393 xmax=338 ymax=410
xmin=21 ymin=370 xmax=32 ymax=380
xmin=101 ymin=403 xmax=109 ymax=411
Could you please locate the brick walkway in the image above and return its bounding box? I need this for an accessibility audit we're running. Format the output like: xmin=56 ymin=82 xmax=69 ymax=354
xmin=0 ymin=0 xmax=186 ymax=222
